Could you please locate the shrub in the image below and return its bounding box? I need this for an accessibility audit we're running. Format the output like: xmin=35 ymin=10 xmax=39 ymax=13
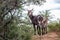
xmin=18 ymin=24 xmax=33 ymax=40
xmin=48 ymin=21 xmax=60 ymax=32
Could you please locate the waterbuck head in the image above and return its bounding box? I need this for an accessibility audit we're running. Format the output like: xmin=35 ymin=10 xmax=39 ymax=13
xmin=27 ymin=9 xmax=33 ymax=16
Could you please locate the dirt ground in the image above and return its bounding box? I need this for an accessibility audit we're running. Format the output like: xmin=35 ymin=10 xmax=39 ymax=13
xmin=32 ymin=32 xmax=60 ymax=40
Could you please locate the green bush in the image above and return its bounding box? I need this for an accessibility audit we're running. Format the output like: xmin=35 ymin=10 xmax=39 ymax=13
xmin=48 ymin=21 xmax=60 ymax=32
xmin=5 ymin=23 xmax=19 ymax=40
xmin=18 ymin=24 xmax=33 ymax=40
xmin=5 ymin=23 xmax=33 ymax=40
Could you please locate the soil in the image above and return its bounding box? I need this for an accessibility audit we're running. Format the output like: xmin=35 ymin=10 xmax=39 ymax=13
xmin=32 ymin=32 xmax=60 ymax=40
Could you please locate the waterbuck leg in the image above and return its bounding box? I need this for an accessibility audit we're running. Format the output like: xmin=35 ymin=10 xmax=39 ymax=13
xmin=45 ymin=27 xmax=47 ymax=34
xmin=37 ymin=25 xmax=41 ymax=35
xmin=42 ymin=27 xmax=45 ymax=35
xmin=33 ymin=24 xmax=36 ymax=35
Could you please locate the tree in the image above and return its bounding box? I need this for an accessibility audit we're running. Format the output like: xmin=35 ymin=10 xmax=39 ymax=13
xmin=25 ymin=0 xmax=46 ymax=5
xmin=0 ymin=0 xmax=46 ymax=40
xmin=0 ymin=0 xmax=22 ymax=40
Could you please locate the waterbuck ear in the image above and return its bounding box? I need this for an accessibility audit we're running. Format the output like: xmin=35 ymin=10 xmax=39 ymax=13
xmin=28 ymin=9 xmax=33 ymax=13
xmin=28 ymin=8 xmax=33 ymax=12
xmin=27 ymin=9 xmax=33 ymax=15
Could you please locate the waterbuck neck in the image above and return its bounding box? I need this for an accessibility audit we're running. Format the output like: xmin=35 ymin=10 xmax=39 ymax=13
xmin=29 ymin=15 xmax=34 ymax=20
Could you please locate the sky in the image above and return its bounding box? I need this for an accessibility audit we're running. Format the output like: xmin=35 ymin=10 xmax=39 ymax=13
xmin=23 ymin=0 xmax=60 ymax=21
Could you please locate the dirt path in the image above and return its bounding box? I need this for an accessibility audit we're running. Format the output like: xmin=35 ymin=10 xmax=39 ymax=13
xmin=32 ymin=32 xmax=60 ymax=40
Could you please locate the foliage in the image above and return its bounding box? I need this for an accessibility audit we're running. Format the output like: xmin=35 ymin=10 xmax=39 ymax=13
xmin=4 ymin=18 xmax=33 ymax=40
xmin=19 ymin=24 xmax=33 ymax=40
xmin=48 ymin=20 xmax=60 ymax=32
xmin=5 ymin=21 xmax=19 ymax=40
xmin=25 ymin=0 xmax=46 ymax=5
xmin=39 ymin=10 xmax=52 ymax=20
xmin=0 ymin=0 xmax=46 ymax=40
xmin=0 ymin=0 xmax=22 ymax=40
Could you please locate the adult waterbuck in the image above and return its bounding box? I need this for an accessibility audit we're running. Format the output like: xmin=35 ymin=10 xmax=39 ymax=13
xmin=27 ymin=9 xmax=45 ymax=35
